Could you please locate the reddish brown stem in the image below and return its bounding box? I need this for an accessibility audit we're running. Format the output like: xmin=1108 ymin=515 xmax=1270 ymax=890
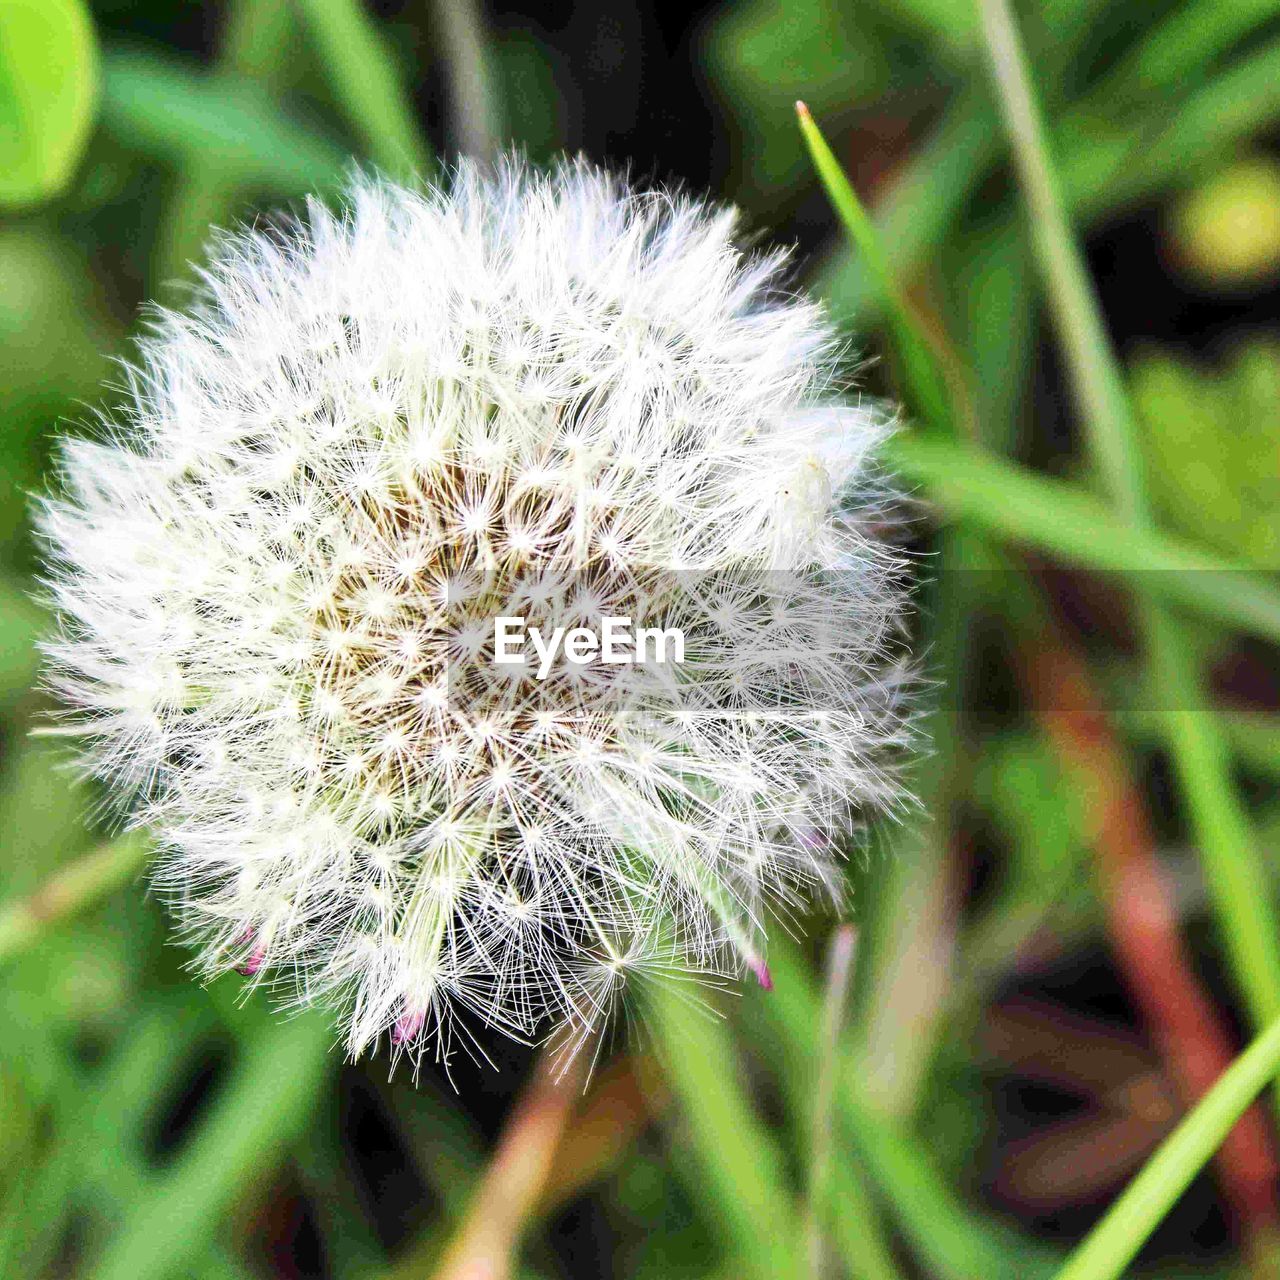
xmin=431 ymin=1048 xmax=587 ymax=1280
xmin=536 ymin=1055 xmax=666 ymax=1216
xmin=1020 ymin=619 xmax=1280 ymax=1247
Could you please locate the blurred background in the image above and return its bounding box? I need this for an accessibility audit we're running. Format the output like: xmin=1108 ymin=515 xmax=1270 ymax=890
xmin=4 ymin=1 xmax=1280 ymax=1277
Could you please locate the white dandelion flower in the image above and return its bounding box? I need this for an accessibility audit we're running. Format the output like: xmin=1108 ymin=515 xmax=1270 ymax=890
xmin=38 ymin=157 xmax=912 ymax=1068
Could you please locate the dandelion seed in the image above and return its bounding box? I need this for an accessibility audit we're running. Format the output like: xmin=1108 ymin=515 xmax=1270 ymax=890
xmin=38 ymin=157 xmax=913 ymax=1069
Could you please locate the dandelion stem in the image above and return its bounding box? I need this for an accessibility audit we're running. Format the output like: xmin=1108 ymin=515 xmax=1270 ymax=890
xmin=0 ymin=834 xmax=150 ymax=966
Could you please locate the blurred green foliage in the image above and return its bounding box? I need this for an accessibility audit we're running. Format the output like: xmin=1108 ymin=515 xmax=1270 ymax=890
xmin=3 ymin=1 xmax=1280 ymax=1278
xmin=1133 ymin=342 xmax=1280 ymax=567
xmin=0 ymin=0 xmax=99 ymax=207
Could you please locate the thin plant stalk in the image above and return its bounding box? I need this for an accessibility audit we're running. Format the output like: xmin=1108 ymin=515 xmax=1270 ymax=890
xmin=742 ymin=942 xmax=904 ymax=1280
xmin=977 ymin=0 xmax=1144 ymax=520
xmin=796 ymin=105 xmax=973 ymax=1121
xmin=1054 ymin=1014 xmax=1280 ymax=1280
xmin=0 ymin=835 xmax=150 ymax=965
xmin=978 ymin=0 xmax=1280 ymax=1079
xmin=1015 ymin=587 xmax=1280 ymax=1243
xmin=432 ymin=0 xmax=500 ymax=161
xmin=429 ymin=1046 xmax=585 ymax=1280
xmin=804 ymin=925 xmax=858 ymax=1278
xmin=291 ymin=0 xmax=432 ymax=178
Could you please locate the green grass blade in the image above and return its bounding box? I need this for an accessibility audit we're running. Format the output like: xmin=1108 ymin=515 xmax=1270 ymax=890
xmin=291 ymin=0 xmax=432 ymax=179
xmin=888 ymin=434 xmax=1280 ymax=643
xmin=978 ymin=0 xmax=1145 ymax=523
xmin=1115 ymin=681 xmax=1280 ymax=784
xmin=1055 ymin=1014 xmax=1280 ymax=1280
xmin=821 ymin=18 xmax=1280 ymax=325
xmin=842 ymin=1083 xmax=1059 ymax=1280
xmin=979 ymin=0 xmax=1280 ymax=1064
xmin=745 ymin=942 xmax=915 ymax=1280
xmin=797 ymin=102 xmax=955 ymax=435
xmin=650 ymin=988 xmax=802 ymax=1279
xmin=1068 ymin=34 xmax=1280 ymax=221
xmin=1149 ymin=603 xmax=1280 ymax=1033
xmin=799 ymin=79 xmax=984 ymax=1130
xmin=100 ymin=46 xmax=348 ymax=192
xmin=87 ymin=1009 xmax=333 ymax=1280
xmin=152 ymin=0 xmax=297 ymax=288
xmin=760 ymin=940 xmax=1061 ymax=1280
xmin=1096 ymin=0 xmax=1280 ymax=98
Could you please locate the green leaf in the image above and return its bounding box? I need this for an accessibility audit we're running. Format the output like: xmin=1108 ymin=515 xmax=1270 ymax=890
xmin=99 ymin=46 xmax=348 ymax=196
xmin=889 ymin=434 xmax=1280 ymax=644
xmin=0 ymin=0 xmax=99 ymax=206
xmin=87 ymin=1006 xmax=333 ymax=1280
xmin=292 ymin=0 xmax=431 ymax=180
xmin=1067 ymin=33 xmax=1280 ymax=221
xmin=1131 ymin=341 xmax=1280 ymax=565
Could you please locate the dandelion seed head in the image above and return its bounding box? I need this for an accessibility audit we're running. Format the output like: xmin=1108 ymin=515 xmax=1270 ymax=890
xmin=38 ymin=157 xmax=912 ymax=1068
